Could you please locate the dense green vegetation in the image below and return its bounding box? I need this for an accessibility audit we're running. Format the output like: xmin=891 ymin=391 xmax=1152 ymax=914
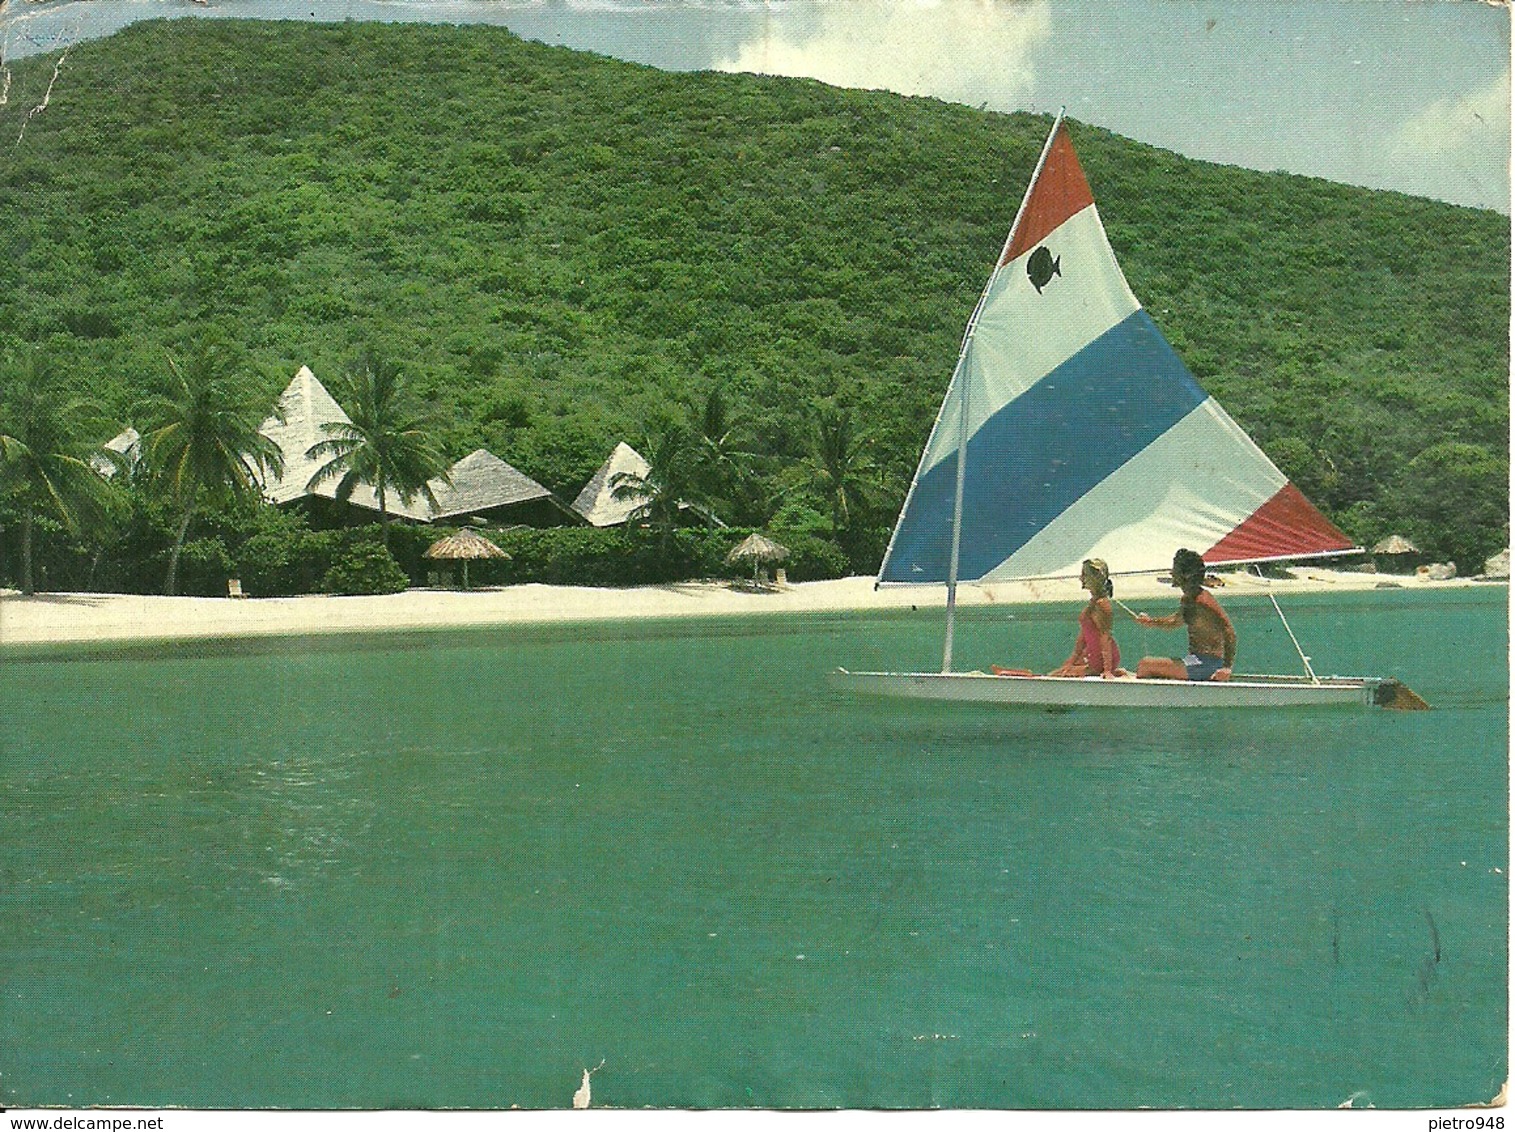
xmin=0 ymin=18 xmax=1507 ymax=592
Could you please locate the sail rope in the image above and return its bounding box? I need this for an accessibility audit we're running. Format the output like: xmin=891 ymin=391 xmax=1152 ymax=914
xmin=1254 ymin=566 xmax=1327 ymax=681
xmin=1268 ymin=592 xmax=1319 ymax=684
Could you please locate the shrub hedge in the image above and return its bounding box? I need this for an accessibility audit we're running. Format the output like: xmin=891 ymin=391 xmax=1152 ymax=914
xmin=322 ymin=536 xmax=410 ymax=596
xmin=0 ymin=483 xmax=853 ymax=595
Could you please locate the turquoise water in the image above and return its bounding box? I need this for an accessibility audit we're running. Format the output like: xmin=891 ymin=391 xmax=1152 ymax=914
xmin=2 ymin=588 xmax=1506 ymax=1109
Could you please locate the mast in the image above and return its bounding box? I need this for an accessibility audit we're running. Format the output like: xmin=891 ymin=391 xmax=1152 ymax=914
xmin=941 ymin=109 xmax=1066 ymax=673
xmin=941 ymin=358 xmax=970 ymax=671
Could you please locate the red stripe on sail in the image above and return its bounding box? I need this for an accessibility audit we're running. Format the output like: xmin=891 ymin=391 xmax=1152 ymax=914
xmin=1001 ymin=125 xmax=1097 ymax=266
xmin=1204 ymin=483 xmax=1355 ymax=564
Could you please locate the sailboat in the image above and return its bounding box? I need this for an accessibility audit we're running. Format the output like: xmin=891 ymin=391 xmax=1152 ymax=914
xmin=840 ymin=113 xmax=1425 ymax=710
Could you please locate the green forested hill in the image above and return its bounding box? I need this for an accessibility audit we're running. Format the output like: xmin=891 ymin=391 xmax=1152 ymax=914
xmin=0 ymin=18 xmax=1507 ymax=576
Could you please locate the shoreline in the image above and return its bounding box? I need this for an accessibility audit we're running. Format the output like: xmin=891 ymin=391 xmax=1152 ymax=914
xmin=0 ymin=569 xmax=1501 ymax=649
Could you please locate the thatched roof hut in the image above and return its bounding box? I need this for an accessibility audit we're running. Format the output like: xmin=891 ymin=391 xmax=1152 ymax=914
xmin=255 ymin=366 xmax=433 ymax=520
xmin=91 ymin=427 xmax=140 ymax=478
xmin=425 ymin=527 xmax=509 ymax=560
xmin=571 ymin=442 xmax=652 ymax=527
xmin=425 ymin=449 xmax=570 ymax=526
xmin=256 ymin=370 xmax=570 ymax=527
xmin=727 ymin=532 xmax=789 ymax=566
xmin=1372 ymin=534 xmax=1420 ymax=555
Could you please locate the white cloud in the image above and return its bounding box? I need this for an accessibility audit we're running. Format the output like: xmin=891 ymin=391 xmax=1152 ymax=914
xmin=717 ymin=0 xmax=1052 ymax=108
xmin=1385 ymin=68 xmax=1510 ymax=210
xmin=1392 ymin=68 xmax=1511 ymax=159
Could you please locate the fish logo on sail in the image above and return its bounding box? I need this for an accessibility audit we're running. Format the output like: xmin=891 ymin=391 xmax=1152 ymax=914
xmin=1026 ymin=245 xmax=1061 ymax=293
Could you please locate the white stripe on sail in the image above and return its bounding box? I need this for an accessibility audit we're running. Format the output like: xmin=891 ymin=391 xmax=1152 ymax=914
xmin=920 ymin=204 xmax=1140 ymax=475
xmin=979 ymin=399 xmax=1289 ymax=580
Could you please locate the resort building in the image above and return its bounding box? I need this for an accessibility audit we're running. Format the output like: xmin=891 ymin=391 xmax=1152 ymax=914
xmin=423 ymin=448 xmax=577 ymax=527
xmin=257 ymin=366 xmax=573 ymax=527
xmin=92 ymin=427 xmax=141 ymax=479
xmin=571 ymin=441 xmax=653 ymax=527
xmin=570 ymin=441 xmax=726 ymax=529
xmin=254 ymin=365 xmax=426 ymax=518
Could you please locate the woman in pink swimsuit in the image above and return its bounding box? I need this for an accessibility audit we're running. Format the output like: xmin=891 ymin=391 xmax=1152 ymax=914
xmin=1049 ymin=559 xmax=1126 ymax=679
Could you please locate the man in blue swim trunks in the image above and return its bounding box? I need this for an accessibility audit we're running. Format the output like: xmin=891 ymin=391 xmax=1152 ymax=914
xmin=1134 ymin=548 xmax=1236 ymax=682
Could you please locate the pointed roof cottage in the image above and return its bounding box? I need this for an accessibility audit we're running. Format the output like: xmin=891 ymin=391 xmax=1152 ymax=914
xmin=257 ymin=365 xmax=351 ymax=506
xmin=425 ymin=449 xmax=559 ymax=523
xmin=571 ymin=442 xmax=652 ymax=527
xmin=256 ymin=365 xmax=433 ymax=520
xmin=91 ymin=427 xmax=141 ymax=478
xmin=257 ymin=367 xmax=574 ymax=525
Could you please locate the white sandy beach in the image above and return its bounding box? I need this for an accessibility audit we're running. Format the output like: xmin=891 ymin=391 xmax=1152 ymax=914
xmin=0 ymin=568 xmax=1497 ymax=648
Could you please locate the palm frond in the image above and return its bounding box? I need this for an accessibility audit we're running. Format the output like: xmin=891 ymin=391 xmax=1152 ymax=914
xmin=308 ymin=349 xmax=452 ymax=518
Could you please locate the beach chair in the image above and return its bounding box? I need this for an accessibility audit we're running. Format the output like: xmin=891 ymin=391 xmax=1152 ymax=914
xmin=227 ymin=578 xmax=246 ymax=599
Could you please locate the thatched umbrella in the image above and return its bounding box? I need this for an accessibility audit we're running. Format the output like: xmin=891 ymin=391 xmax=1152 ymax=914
xmin=727 ymin=532 xmax=789 ymax=583
xmin=1372 ymin=534 xmax=1420 ymax=555
xmin=425 ymin=527 xmax=509 ymax=589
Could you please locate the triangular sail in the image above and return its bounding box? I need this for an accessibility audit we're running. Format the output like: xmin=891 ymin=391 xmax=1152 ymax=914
xmin=878 ymin=119 xmax=1353 ymax=585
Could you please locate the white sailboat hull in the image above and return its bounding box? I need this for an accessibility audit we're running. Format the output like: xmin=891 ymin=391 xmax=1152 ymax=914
xmin=835 ymin=669 xmax=1378 ymax=709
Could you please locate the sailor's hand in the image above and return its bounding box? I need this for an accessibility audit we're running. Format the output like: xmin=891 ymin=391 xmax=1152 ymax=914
xmin=1100 ymin=669 xmax=1116 ymax=680
xmin=1214 ymin=667 xmax=1232 ymax=682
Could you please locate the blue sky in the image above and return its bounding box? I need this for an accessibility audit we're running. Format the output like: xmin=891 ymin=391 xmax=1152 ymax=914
xmin=2 ymin=0 xmax=1509 ymax=211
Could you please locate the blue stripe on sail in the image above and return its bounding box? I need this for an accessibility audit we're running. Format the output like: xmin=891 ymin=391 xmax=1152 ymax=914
xmin=880 ymin=310 xmax=1209 ymax=583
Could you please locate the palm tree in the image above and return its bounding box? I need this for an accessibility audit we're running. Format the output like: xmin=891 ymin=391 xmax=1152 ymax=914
xmin=690 ymin=385 xmax=757 ymax=522
xmin=0 ymin=349 xmax=118 ymax=595
xmin=610 ymin=418 xmax=704 ymax=548
xmin=137 ymin=337 xmax=284 ymax=596
xmin=305 ymin=354 xmax=451 ymax=548
xmin=804 ymin=399 xmax=879 ymax=533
